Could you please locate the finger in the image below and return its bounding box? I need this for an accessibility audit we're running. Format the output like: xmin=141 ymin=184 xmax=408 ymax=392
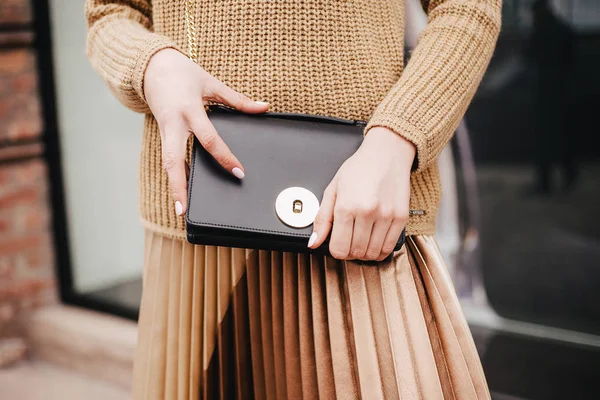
xmin=348 ymin=217 xmax=374 ymax=260
xmin=309 ymin=185 xmax=336 ymax=249
xmin=364 ymin=220 xmax=392 ymax=261
xmin=161 ymin=122 xmax=189 ymax=216
xmin=329 ymin=206 xmax=354 ymax=260
xmin=377 ymin=220 xmax=406 ymax=262
xmin=209 ymin=80 xmax=269 ymax=114
xmin=187 ymin=111 xmax=246 ymax=179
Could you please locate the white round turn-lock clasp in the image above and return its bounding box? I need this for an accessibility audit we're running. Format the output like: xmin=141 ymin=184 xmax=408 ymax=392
xmin=275 ymin=187 xmax=320 ymax=228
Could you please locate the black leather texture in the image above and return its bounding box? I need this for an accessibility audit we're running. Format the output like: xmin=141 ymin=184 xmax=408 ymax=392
xmin=186 ymin=105 xmax=405 ymax=257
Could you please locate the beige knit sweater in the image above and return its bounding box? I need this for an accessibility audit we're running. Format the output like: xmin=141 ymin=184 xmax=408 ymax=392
xmin=85 ymin=0 xmax=501 ymax=238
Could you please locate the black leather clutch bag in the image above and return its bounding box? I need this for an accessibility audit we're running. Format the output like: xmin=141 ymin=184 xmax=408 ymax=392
xmin=186 ymin=105 xmax=405 ymax=256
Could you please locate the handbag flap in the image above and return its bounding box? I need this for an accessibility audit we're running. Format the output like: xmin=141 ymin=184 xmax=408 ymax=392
xmin=186 ymin=106 xmax=365 ymax=241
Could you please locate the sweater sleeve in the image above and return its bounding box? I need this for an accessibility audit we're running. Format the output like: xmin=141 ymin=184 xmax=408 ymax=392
xmin=84 ymin=0 xmax=183 ymax=113
xmin=365 ymin=0 xmax=501 ymax=173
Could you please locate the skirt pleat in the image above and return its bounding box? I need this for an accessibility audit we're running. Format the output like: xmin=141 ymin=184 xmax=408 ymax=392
xmin=246 ymin=249 xmax=267 ymax=400
xmin=231 ymin=249 xmax=253 ymax=400
xmin=132 ymin=231 xmax=490 ymax=399
xmin=323 ymin=257 xmax=361 ymax=399
xmin=177 ymin=242 xmax=194 ymax=400
xmin=270 ymin=252 xmax=288 ymax=400
xmin=188 ymin=244 xmax=203 ymax=400
xmin=309 ymin=256 xmax=336 ymax=400
xmin=165 ymin=239 xmax=182 ymax=398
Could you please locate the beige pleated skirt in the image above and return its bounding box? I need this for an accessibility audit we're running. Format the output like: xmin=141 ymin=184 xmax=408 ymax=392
xmin=131 ymin=230 xmax=490 ymax=400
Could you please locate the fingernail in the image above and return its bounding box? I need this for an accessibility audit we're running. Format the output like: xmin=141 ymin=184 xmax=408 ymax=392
xmin=232 ymin=167 xmax=245 ymax=179
xmin=175 ymin=201 xmax=183 ymax=216
xmin=255 ymin=101 xmax=269 ymax=105
xmin=308 ymin=232 xmax=317 ymax=248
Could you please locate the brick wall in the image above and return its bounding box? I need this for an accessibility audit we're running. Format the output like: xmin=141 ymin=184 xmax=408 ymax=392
xmin=0 ymin=0 xmax=31 ymax=25
xmin=0 ymin=0 xmax=57 ymax=343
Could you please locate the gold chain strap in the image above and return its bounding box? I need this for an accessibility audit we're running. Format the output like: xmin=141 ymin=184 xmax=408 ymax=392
xmin=185 ymin=0 xmax=198 ymax=63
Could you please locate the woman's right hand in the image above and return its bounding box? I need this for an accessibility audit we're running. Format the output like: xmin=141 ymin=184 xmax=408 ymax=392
xmin=143 ymin=48 xmax=269 ymax=216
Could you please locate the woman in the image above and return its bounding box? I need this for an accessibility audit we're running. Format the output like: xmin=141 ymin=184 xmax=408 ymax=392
xmin=85 ymin=0 xmax=500 ymax=398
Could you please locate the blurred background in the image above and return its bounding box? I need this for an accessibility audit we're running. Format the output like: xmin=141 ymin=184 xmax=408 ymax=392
xmin=0 ymin=0 xmax=599 ymax=399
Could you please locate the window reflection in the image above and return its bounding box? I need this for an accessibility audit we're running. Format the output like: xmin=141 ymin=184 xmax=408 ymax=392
xmin=465 ymin=0 xmax=600 ymax=334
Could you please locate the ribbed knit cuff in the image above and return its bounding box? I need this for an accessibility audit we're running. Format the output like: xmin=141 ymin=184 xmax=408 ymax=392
xmin=86 ymin=14 xmax=183 ymax=114
xmin=364 ymin=0 xmax=501 ymax=175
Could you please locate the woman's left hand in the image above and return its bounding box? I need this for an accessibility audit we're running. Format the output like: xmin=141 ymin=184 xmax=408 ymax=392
xmin=308 ymin=127 xmax=416 ymax=261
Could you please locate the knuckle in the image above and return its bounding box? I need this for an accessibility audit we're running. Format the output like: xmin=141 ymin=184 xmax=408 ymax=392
xmin=170 ymin=186 xmax=185 ymax=198
xmin=232 ymin=93 xmax=245 ymax=108
xmin=329 ymin=246 xmax=347 ymax=260
xmin=381 ymin=244 xmax=396 ymax=255
xmin=218 ymin=153 xmax=233 ymax=167
xmin=358 ymin=201 xmax=378 ymax=217
xmin=334 ymin=204 xmax=352 ymax=218
xmin=350 ymin=248 xmax=365 ymax=259
xmin=162 ymin=151 xmax=178 ymax=171
xmin=379 ymin=207 xmax=394 ymax=220
xmin=365 ymin=249 xmax=381 ymax=260
xmin=229 ymin=91 xmax=248 ymax=108
xmin=198 ymin=132 xmax=217 ymax=152
xmin=313 ymin=212 xmax=328 ymax=226
xmin=204 ymin=79 xmax=221 ymax=97
xmin=394 ymin=209 xmax=409 ymax=221
xmin=330 ymin=251 xmax=347 ymax=260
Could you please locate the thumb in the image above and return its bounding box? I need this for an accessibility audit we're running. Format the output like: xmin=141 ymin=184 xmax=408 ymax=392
xmin=308 ymin=185 xmax=337 ymax=249
xmin=210 ymin=80 xmax=269 ymax=114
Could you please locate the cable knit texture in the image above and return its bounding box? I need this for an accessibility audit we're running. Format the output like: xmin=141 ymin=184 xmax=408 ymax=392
xmin=84 ymin=0 xmax=501 ymax=239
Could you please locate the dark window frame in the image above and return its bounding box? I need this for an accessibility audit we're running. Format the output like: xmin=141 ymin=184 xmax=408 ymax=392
xmin=32 ymin=0 xmax=138 ymax=321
